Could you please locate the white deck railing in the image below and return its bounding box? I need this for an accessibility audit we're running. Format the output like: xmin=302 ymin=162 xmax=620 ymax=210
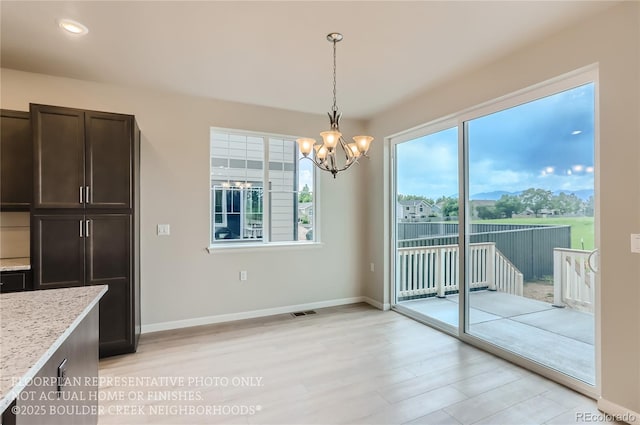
xmin=397 ymin=242 xmax=523 ymax=298
xmin=553 ymin=248 xmax=595 ymax=312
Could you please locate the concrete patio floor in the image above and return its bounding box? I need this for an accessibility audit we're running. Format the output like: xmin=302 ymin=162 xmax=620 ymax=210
xmin=400 ymin=291 xmax=595 ymax=385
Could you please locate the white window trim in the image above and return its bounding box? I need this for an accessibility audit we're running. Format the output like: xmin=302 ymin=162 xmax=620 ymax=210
xmin=206 ymin=241 xmax=324 ymax=254
xmin=208 ymin=127 xmax=320 ymax=251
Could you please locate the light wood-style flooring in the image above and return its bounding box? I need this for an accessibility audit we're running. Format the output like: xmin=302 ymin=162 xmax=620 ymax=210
xmin=98 ymin=303 xmax=619 ymax=425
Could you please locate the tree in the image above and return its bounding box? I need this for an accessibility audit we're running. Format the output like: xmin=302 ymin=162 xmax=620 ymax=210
xmin=298 ymin=184 xmax=312 ymax=203
xmin=436 ymin=195 xmax=449 ymax=205
xmin=519 ymin=188 xmax=552 ymax=216
xmin=584 ymin=195 xmax=594 ymax=217
xmin=441 ymin=197 xmax=459 ymax=218
xmin=495 ymin=194 xmax=524 ymax=218
xmin=550 ymin=192 xmax=582 ymax=215
xmin=476 ymin=205 xmax=499 ymax=220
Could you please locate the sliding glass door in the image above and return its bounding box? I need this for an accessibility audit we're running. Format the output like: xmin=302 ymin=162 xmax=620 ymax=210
xmin=464 ymin=82 xmax=596 ymax=386
xmin=392 ymin=69 xmax=598 ymax=392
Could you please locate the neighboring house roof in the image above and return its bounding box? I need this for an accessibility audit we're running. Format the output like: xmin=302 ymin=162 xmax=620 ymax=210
xmin=398 ymin=200 xmax=429 ymax=207
xmin=398 ymin=199 xmax=440 ymax=209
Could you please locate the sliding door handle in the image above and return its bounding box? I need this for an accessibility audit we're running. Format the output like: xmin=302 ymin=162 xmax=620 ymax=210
xmin=587 ymin=249 xmax=599 ymax=273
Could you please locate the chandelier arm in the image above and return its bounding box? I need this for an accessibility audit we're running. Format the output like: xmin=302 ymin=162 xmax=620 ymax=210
xmin=332 ymin=159 xmax=359 ymax=174
xmin=329 ymin=151 xmax=337 ymax=171
xmin=300 ymin=155 xmax=330 ymax=171
xmin=338 ymin=136 xmax=351 ymax=161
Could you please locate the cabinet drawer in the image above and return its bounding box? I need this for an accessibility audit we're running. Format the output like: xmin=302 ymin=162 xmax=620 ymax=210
xmin=0 ymin=272 xmax=26 ymax=293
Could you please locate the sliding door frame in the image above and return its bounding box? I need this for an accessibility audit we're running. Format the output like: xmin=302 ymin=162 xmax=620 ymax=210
xmin=389 ymin=64 xmax=601 ymax=398
xmin=390 ymin=117 xmax=460 ymax=336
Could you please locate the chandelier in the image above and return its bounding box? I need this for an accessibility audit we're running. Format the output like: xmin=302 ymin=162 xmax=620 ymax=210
xmin=296 ymin=33 xmax=373 ymax=178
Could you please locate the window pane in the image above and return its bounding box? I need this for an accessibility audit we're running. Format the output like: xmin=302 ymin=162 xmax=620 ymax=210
xmin=297 ymin=154 xmax=314 ymax=241
xmin=244 ymin=187 xmax=263 ymax=240
xmin=269 ymin=138 xmax=298 ymax=242
xmin=210 ymin=129 xmax=314 ymax=245
xmin=210 ymin=129 xmax=264 ymax=243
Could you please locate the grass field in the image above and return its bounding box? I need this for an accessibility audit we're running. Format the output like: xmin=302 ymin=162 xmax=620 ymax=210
xmin=474 ymin=216 xmax=595 ymax=250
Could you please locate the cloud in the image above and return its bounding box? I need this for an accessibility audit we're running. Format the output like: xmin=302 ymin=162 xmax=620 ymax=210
xmin=396 ymin=83 xmax=595 ymax=199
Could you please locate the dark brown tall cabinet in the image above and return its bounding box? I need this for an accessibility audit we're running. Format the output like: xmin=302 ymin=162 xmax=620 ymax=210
xmin=31 ymin=104 xmax=140 ymax=358
xmin=1 ymin=110 xmax=32 ymax=210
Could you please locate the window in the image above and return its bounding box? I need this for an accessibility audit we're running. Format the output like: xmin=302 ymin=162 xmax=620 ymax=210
xmin=210 ymin=128 xmax=315 ymax=245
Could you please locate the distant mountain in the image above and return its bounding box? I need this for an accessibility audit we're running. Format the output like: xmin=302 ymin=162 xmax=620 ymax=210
xmin=470 ymin=190 xmax=519 ymax=201
xmin=470 ymin=189 xmax=594 ymax=201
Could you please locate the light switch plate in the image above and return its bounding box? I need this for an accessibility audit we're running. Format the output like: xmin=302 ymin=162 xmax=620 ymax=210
xmin=631 ymin=234 xmax=640 ymax=253
xmin=157 ymin=224 xmax=170 ymax=236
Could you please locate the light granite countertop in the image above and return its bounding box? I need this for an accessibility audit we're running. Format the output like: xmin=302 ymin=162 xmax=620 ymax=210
xmin=0 ymin=257 xmax=31 ymax=272
xmin=0 ymin=285 xmax=107 ymax=412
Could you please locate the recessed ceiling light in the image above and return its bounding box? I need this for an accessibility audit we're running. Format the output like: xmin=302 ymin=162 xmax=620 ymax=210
xmin=571 ymin=130 xmax=582 ymax=135
xmin=57 ymin=18 xmax=89 ymax=36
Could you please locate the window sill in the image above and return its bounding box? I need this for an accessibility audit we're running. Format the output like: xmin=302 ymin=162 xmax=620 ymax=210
xmin=207 ymin=241 xmax=323 ymax=254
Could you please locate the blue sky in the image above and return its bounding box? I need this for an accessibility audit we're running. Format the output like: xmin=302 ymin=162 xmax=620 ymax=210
xmin=298 ymin=151 xmax=314 ymax=192
xmin=397 ymin=83 xmax=595 ymax=199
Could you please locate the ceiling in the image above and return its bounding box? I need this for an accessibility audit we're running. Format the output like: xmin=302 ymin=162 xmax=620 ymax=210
xmin=1 ymin=1 xmax=617 ymax=120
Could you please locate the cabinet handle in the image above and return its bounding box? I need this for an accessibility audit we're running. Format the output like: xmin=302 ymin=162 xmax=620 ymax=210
xmin=86 ymin=186 xmax=90 ymax=204
xmin=57 ymin=358 xmax=68 ymax=397
xmin=86 ymin=219 xmax=91 ymax=237
xmin=80 ymin=220 xmax=84 ymax=237
xmin=80 ymin=186 xmax=84 ymax=204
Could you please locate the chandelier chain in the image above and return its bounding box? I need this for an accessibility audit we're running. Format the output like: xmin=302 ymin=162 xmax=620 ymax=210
xmin=332 ymin=39 xmax=337 ymax=112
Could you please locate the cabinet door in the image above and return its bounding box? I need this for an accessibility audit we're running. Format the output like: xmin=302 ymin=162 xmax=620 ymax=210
xmin=33 ymin=215 xmax=85 ymax=289
xmin=85 ymin=112 xmax=132 ymax=209
xmin=1 ymin=110 xmax=32 ymax=209
xmin=85 ymin=214 xmax=133 ymax=356
xmin=32 ymin=105 xmax=85 ymax=209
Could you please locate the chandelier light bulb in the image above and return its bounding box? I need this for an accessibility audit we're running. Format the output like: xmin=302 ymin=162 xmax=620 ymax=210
xmin=353 ymin=135 xmax=374 ymax=153
xmin=296 ymin=138 xmax=315 ymax=157
xmin=314 ymin=145 xmax=328 ymax=161
xmin=320 ymin=130 xmax=341 ymax=150
xmin=347 ymin=143 xmax=361 ymax=158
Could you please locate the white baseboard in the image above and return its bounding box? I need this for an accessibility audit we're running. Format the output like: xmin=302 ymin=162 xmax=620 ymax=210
xmin=362 ymin=296 xmax=391 ymax=311
xmin=597 ymin=398 xmax=640 ymax=424
xmin=141 ymin=296 xmax=368 ymax=334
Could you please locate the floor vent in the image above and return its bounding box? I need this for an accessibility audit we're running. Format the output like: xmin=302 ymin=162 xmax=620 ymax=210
xmin=291 ymin=310 xmax=317 ymax=317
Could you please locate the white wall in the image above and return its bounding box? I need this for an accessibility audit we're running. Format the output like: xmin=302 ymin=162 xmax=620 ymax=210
xmin=363 ymin=2 xmax=639 ymax=416
xmin=1 ymin=68 xmax=367 ymax=328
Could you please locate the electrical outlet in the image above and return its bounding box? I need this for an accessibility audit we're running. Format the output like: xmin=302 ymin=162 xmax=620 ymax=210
xmin=239 ymin=271 xmax=248 ymax=281
xmin=631 ymin=234 xmax=640 ymax=253
xmin=157 ymin=224 xmax=170 ymax=236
